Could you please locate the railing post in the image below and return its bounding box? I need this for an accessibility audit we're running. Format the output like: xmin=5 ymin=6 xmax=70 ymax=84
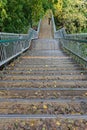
xmin=3 ymin=46 xmax=7 ymax=61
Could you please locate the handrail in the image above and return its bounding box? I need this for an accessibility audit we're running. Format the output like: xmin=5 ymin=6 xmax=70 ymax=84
xmin=0 ymin=19 xmax=41 ymax=67
xmin=64 ymin=38 xmax=87 ymax=43
xmin=0 ymin=29 xmax=33 ymax=67
xmin=52 ymin=15 xmax=87 ymax=67
xmin=52 ymin=15 xmax=56 ymax=33
xmin=37 ymin=19 xmax=42 ymax=34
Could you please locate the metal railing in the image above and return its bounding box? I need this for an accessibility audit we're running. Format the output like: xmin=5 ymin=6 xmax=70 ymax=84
xmin=37 ymin=19 xmax=42 ymax=35
xmin=60 ymin=37 xmax=87 ymax=67
xmin=0 ymin=32 xmax=19 ymax=40
xmin=52 ymin=15 xmax=56 ymax=35
xmin=65 ymin=33 xmax=87 ymax=40
xmin=0 ymin=19 xmax=41 ymax=67
xmin=52 ymin=16 xmax=87 ymax=67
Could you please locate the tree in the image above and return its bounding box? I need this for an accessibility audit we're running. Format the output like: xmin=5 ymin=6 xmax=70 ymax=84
xmin=1 ymin=0 xmax=44 ymax=33
xmin=54 ymin=0 xmax=87 ymax=33
xmin=30 ymin=0 xmax=44 ymax=27
xmin=0 ymin=0 xmax=7 ymax=31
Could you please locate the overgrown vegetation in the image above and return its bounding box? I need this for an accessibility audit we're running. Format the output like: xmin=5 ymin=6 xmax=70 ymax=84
xmin=0 ymin=0 xmax=44 ymax=33
xmin=54 ymin=0 xmax=87 ymax=33
xmin=0 ymin=0 xmax=87 ymax=33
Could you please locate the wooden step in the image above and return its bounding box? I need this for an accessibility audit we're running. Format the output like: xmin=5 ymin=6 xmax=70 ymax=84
xmin=3 ymin=70 xmax=86 ymax=75
xmin=8 ymin=66 xmax=84 ymax=71
xmin=0 ymin=117 xmax=87 ymax=130
xmin=0 ymin=80 xmax=87 ymax=88
xmin=0 ymin=100 xmax=86 ymax=115
xmin=0 ymin=88 xmax=87 ymax=99
xmin=2 ymin=74 xmax=87 ymax=81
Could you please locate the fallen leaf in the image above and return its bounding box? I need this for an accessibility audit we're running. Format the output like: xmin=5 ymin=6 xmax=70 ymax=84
xmin=54 ymin=85 xmax=56 ymax=87
xmin=42 ymin=127 xmax=46 ymax=130
xmin=56 ymin=121 xmax=60 ymax=126
xmin=85 ymin=93 xmax=87 ymax=96
xmin=11 ymin=63 xmax=15 ymax=67
xmin=43 ymin=104 xmax=48 ymax=109
xmin=16 ymin=119 xmax=18 ymax=122
xmin=45 ymin=65 xmax=48 ymax=67
xmin=31 ymin=123 xmax=34 ymax=126
xmin=33 ymin=106 xmax=37 ymax=109
xmin=0 ymin=92 xmax=4 ymax=95
xmin=81 ymin=73 xmax=83 ymax=75
xmin=54 ymin=81 xmax=56 ymax=84
xmin=35 ymin=92 xmax=38 ymax=95
xmin=47 ymin=92 xmax=50 ymax=95
xmin=21 ymin=121 xmax=26 ymax=126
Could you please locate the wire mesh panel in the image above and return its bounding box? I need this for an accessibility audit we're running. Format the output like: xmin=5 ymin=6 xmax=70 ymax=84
xmin=59 ymin=31 xmax=87 ymax=67
xmin=65 ymin=33 xmax=87 ymax=40
xmin=0 ymin=29 xmax=38 ymax=67
xmin=52 ymin=16 xmax=87 ymax=67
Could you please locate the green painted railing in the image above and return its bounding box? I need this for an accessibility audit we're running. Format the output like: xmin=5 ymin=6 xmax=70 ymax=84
xmin=52 ymin=16 xmax=87 ymax=67
xmin=0 ymin=19 xmax=41 ymax=67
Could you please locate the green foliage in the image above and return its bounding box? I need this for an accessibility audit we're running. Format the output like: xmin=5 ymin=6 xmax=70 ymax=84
xmin=1 ymin=0 xmax=60 ymax=33
xmin=0 ymin=0 xmax=86 ymax=34
xmin=0 ymin=0 xmax=7 ymax=31
xmin=31 ymin=0 xmax=44 ymax=25
xmin=54 ymin=0 xmax=87 ymax=33
xmin=0 ymin=0 xmax=45 ymax=33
